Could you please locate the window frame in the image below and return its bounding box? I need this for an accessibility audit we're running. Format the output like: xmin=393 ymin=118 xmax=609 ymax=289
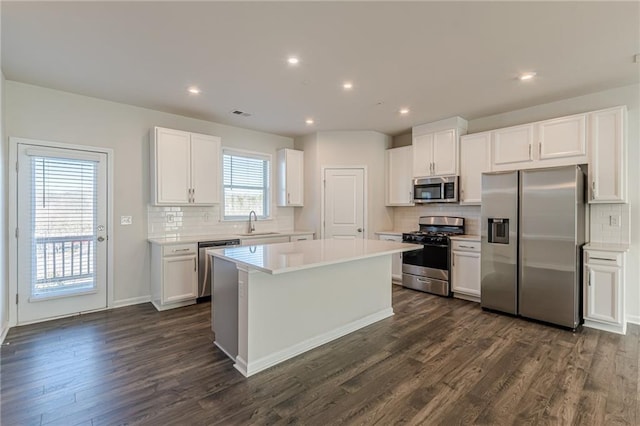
xmin=221 ymin=148 xmax=272 ymax=221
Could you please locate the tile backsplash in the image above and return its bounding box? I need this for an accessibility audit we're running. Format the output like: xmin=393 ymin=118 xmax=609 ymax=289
xmin=589 ymin=203 xmax=631 ymax=245
xmin=148 ymin=205 xmax=294 ymax=238
xmin=393 ymin=205 xmax=481 ymax=235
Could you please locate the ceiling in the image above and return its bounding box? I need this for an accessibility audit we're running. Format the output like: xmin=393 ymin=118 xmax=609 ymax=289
xmin=2 ymin=1 xmax=639 ymax=138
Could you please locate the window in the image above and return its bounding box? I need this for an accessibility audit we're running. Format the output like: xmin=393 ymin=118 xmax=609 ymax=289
xmin=222 ymin=149 xmax=270 ymax=220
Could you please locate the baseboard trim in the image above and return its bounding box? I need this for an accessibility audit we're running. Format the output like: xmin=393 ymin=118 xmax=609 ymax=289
xmin=111 ymin=296 xmax=151 ymax=308
xmin=236 ymin=308 xmax=394 ymax=377
xmin=584 ymin=319 xmax=626 ymax=335
xmin=627 ymin=314 xmax=640 ymax=325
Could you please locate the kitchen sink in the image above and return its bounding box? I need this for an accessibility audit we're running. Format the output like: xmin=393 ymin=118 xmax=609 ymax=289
xmin=237 ymin=232 xmax=280 ymax=237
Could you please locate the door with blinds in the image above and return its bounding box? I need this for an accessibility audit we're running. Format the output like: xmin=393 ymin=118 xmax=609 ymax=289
xmin=16 ymin=143 xmax=108 ymax=324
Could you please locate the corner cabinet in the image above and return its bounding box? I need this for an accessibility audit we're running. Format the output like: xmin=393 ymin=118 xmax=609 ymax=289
xmin=459 ymin=132 xmax=491 ymax=205
xmin=588 ymin=106 xmax=626 ymax=203
xmin=376 ymin=233 xmax=403 ymax=284
xmin=276 ymin=148 xmax=304 ymax=207
xmin=385 ymin=146 xmax=414 ymax=206
xmin=150 ymin=243 xmax=198 ymax=311
xmin=150 ymin=127 xmax=221 ymax=206
xmin=450 ymin=239 xmax=481 ymax=302
xmin=583 ymin=247 xmax=627 ymax=334
xmin=412 ymin=117 xmax=467 ymax=178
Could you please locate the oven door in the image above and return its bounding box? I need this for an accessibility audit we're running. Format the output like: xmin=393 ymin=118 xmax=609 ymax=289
xmin=402 ymin=243 xmax=449 ymax=283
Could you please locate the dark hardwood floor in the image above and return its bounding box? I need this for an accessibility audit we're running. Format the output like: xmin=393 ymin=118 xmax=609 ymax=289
xmin=1 ymin=286 xmax=638 ymax=425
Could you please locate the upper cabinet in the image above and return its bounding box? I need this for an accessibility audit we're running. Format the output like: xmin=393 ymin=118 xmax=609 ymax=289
xmin=459 ymin=131 xmax=491 ymax=205
xmin=276 ymin=148 xmax=304 ymax=207
xmin=385 ymin=146 xmax=414 ymax=206
xmin=412 ymin=116 xmax=467 ymax=178
xmin=588 ymin=106 xmax=626 ymax=203
xmin=150 ymin=127 xmax=221 ymax=206
xmin=491 ymin=114 xmax=587 ymax=172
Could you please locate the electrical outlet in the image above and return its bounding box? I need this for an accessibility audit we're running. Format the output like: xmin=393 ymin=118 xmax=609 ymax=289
xmin=120 ymin=215 xmax=132 ymax=225
xmin=609 ymin=215 xmax=620 ymax=227
xmin=167 ymin=214 xmax=174 ymax=223
xmin=203 ymin=212 xmax=211 ymax=222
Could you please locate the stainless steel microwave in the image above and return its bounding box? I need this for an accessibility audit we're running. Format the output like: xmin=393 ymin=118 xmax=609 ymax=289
xmin=413 ymin=176 xmax=458 ymax=203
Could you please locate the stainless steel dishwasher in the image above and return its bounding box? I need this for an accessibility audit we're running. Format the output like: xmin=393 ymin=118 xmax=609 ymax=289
xmin=197 ymin=239 xmax=240 ymax=302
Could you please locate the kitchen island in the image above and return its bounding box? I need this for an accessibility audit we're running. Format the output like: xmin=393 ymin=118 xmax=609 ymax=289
xmin=207 ymin=238 xmax=418 ymax=377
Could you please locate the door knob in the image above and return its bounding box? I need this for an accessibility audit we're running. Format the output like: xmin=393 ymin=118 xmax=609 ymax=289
xmin=357 ymin=228 xmax=363 ymax=232
xmin=97 ymin=236 xmax=105 ymax=242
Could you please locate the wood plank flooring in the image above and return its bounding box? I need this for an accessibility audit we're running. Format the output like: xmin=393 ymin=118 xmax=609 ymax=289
xmin=1 ymin=286 xmax=638 ymax=425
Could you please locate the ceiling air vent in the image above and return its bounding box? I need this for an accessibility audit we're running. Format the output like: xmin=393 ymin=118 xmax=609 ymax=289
xmin=231 ymin=110 xmax=252 ymax=117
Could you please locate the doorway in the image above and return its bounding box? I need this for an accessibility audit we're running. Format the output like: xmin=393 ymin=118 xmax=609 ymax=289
xmin=13 ymin=139 xmax=110 ymax=324
xmin=323 ymin=168 xmax=366 ymax=239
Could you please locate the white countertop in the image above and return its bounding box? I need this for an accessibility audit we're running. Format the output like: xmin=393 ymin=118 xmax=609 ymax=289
xmin=449 ymin=235 xmax=481 ymax=242
xmin=583 ymin=242 xmax=630 ymax=252
xmin=208 ymin=238 xmax=420 ymax=275
xmin=148 ymin=230 xmax=315 ymax=245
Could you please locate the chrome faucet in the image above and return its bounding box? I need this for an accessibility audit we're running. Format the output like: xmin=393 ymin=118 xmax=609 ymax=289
xmin=248 ymin=210 xmax=257 ymax=233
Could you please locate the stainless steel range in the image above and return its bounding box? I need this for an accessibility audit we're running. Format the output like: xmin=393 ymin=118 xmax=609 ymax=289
xmin=402 ymin=216 xmax=465 ymax=296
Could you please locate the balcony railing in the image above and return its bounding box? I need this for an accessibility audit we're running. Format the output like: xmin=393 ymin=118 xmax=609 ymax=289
xmin=35 ymin=235 xmax=95 ymax=290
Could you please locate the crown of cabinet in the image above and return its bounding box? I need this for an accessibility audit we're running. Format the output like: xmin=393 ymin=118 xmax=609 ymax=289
xmin=150 ymin=126 xmax=221 ymax=206
xmin=276 ymin=148 xmax=304 ymax=207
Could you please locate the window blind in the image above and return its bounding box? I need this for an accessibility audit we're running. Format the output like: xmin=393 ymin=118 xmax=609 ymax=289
xmin=223 ymin=150 xmax=270 ymax=219
xmin=30 ymin=155 xmax=98 ymax=298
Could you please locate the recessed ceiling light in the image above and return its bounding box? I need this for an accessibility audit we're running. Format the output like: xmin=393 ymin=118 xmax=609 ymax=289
xmin=188 ymin=86 xmax=201 ymax=94
xmin=518 ymin=72 xmax=537 ymax=81
xmin=399 ymin=108 xmax=410 ymax=115
xmin=305 ymin=118 xmax=314 ymax=125
xmin=343 ymin=82 xmax=353 ymax=90
xmin=287 ymin=56 xmax=300 ymax=65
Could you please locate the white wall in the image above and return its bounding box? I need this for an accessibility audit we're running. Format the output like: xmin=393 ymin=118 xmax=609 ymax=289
xmin=5 ymin=81 xmax=294 ymax=310
xmin=0 ymin=71 xmax=7 ymax=341
xmin=295 ymin=131 xmax=393 ymax=239
xmin=467 ymin=83 xmax=640 ymax=323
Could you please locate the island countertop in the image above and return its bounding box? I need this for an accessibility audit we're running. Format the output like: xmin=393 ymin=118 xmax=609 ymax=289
xmin=207 ymin=238 xmax=419 ymax=275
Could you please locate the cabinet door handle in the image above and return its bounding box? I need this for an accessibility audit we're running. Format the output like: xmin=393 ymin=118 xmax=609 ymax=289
xmin=528 ymin=144 xmax=532 ymax=159
xmin=452 ymin=256 xmax=455 ymax=266
xmin=587 ymin=274 xmax=590 ymax=286
xmin=174 ymin=248 xmax=190 ymax=252
xmin=589 ymin=257 xmax=615 ymax=262
xmin=192 ymin=187 xmax=195 ymax=203
xmin=287 ymin=193 xmax=290 ymax=204
xmin=459 ymin=245 xmax=474 ymax=249
xmin=538 ymin=142 xmax=542 ymax=157
xmin=592 ymin=181 xmax=597 ymax=196
xmin=194 ymin=258 xmax=197 ymax=271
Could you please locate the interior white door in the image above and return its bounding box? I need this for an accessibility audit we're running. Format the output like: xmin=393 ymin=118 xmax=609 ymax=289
xmin=324 ymin=168 xmax=365 ymax=239
xmin=17 ymin=143 xmax=108 ymax=324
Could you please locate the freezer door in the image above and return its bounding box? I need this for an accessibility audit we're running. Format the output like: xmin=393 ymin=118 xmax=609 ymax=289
xmin=519 ymin=166 xmax=584 ymax=328
xmin=481 ymin=171 xmax=518 ymax=314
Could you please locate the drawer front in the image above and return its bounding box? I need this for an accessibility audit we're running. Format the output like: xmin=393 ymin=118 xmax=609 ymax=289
xmin=451 ymin=240 xmax=480 ymax=252
xmin=163 ymin=243 xmax=197 ymax=256
xmin=584 ymin=250 xmax=622 ymax=266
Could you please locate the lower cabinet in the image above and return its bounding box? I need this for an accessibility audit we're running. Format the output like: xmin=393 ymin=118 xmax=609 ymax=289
xmin=151 ymin=243 xmax=198 ymax=311
xmin=451 ymin=239 xmax=481 ymax=301
xmin=583 ymin=248 xmax=626 ymax=334
xmin=377 ymin=233 xmax=403 ymax=284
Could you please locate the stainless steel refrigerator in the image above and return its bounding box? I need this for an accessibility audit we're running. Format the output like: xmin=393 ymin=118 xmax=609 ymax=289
xmin=480 ymin=165 xmax=585 ymax=329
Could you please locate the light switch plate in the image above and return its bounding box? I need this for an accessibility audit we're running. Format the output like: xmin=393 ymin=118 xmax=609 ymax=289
xmin=120 ymin=215 xmax=133 ymax=225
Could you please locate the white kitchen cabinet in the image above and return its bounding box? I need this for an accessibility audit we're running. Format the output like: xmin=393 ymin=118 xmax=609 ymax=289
xmin=150 ymin=126 xmax=221 ymax=206
xmin=290 ymin=233 xmax=314 ymax=242
xmin=276 ymin=148 xmax=304 ymax=207
xmin=588 ymin=106 xmax=626 ymax=203
xmin=491 ymin=124 xmax=535 ymax=171
xmin=385 ymin=146 xmax=415 ymax=206
xmin=377 ymin=233 xmax=403 ymax=284
xmin=459 ymin=132 xmax=491 ymax=205
xmin=583 ymin=247 xmax=626 ymax=334
xmin=451 ymin=239 xmax=481 ymax=301
xmin=150 ymin=243 xmax=198 ymax=311
xmin=491 ymin=114 xmax=587 ymax=172
xmin=412 ymin=117 xmax=467 ymax=178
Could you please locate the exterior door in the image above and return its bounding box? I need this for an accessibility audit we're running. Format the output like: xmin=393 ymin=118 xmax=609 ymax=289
xmin=324 ymin=168 xmax=365 ymax=239
xmin=16 ymin=143 xmax=108 ymax=324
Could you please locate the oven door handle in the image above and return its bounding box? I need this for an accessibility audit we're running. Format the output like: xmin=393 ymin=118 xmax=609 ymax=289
xmin=422 ymin=244 xmax=449 ymax=248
